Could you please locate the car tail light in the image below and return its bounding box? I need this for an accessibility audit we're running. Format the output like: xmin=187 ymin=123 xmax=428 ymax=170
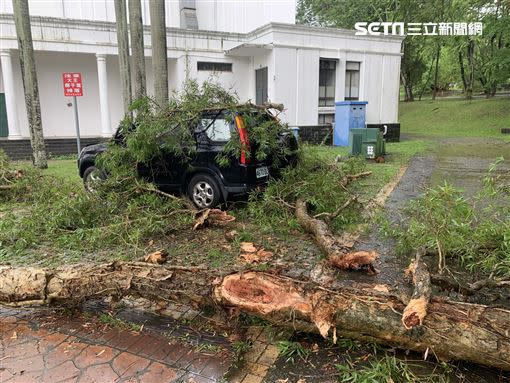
xmin=235 ymin=115 xmax=250 ymax=164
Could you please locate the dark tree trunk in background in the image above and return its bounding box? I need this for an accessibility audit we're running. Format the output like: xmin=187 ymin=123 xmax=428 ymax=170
xmin=418 ymin=58 xmax=434 ymax=101
xmin=466 ymin=39 xmax=475 ymax=100
xmin=12 ymin=0 xmax=47 ymax=169
xmin=458 ymin=50 xmax=467 ymax=94
xmin=149 ymin=0 xmax=168 ymax=106
xmin=128 ymin=0 xmax=146 ymax=99
xmin=431 ymin=44 xmax=441 ymax=100
xmin=401 ymin=71 xmax=414 ymax=102
xmin=114 ymin=0 xmax=132 ymax=114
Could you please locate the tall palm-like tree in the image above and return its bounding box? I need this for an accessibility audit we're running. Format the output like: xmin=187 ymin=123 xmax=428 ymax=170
xmin=12 ymin=0 xmax=47 ymax=168
xmin=114 ymin=0 xmax=132 ymax=114
xmin=149 ymin=0 xmax=168 ymax=106
xmin=128 ymin=0 xmax=146 ymax=99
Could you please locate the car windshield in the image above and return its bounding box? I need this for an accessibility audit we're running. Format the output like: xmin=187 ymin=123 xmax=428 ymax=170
xmin=201 ymin=117 xmax=233 ymax=142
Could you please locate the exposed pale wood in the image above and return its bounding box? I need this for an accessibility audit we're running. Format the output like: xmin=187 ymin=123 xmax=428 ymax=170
xmin=402 ymin=248 xmax=431 ymax=329
xmin=295 ymin=199 xmax=377 ymax=272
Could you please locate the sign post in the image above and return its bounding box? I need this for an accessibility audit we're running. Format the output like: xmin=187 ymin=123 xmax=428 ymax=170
xmin=62 ymin=72 xmax=83 ymax=156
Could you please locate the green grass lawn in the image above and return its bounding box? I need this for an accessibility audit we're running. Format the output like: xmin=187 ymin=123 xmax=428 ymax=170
xmin=12 ymin=158 xmax=81 ymax=185
xmin=43 ymin=159 xmax=81 ymax=184
xmin=399 ymin=97 xmax=510 ymax=138
xmin=302 ymin=139 xmax=431 ymax=205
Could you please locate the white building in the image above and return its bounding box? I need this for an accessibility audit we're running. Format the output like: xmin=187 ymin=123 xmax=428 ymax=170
xmin=0 ymin=0 xmax=403 ymax=141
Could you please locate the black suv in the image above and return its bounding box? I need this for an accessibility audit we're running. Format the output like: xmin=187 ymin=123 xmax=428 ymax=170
xmin=78 ymin=109 xmax=298 ymax=208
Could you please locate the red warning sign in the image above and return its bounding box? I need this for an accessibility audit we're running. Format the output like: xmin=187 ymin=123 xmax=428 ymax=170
xmin=62 ymin=72 xmax=83 ymax=97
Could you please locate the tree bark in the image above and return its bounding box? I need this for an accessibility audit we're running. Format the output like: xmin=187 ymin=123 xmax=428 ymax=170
xmin=128 ymin=0 xmax=146 ymax=99
xmin=458 ymin=50 xmax=467 ymax=94
xmin=466 ymin=39 xmax=475 ymax=100
xmin=295 ymin=199 xmax=377 ymax=273
xmin=1 ymin=263 xmax=509 ymax=371
xmin=114 ymin=0 xmax=132 ymax=114
xmin=149 ymin=0 xmax=169 ymax=107
xmin=12 ymin=0 xmax=47 ymax=169
xmin=431 ymin=43 xmax=441 ymax=100
xmin=400 ymin=71 xmax=414 ymax=102
xmin=432 ymin=0 xmax=444 ymax=101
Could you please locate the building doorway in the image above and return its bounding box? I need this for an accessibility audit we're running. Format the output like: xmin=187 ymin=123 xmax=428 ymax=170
xmin=255 ymin=67 xmax=268 ymax=105
xmin=0 ymin=94 xmax=8 ymax=137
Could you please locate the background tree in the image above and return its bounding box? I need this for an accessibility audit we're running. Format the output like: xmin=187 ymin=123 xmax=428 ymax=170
xmin=128 ymin=0 xmax=146 ymax=99
xmin=149 ymin=0 xmax=168 ymax=106
xmin=12 ymin=0 xmax=47 ymax=168
xmin=297 ymin=0 xmax=510 ymax=101
xmin=297 ymin=0 xmax=430 ymax=102
xmin=114 ymin=0 xmax=132 ymax=114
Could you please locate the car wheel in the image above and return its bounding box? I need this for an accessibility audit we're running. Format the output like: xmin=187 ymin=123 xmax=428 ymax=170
xmin=188 ymin=174 xmax=221 ymax=209
xmin=83 ymin=166 xmax=105 ymax=193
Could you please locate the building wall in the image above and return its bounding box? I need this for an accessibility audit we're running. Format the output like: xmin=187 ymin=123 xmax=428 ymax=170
xmin=197 ymin=0 xmax=295 ymax=33
xmin=185 ymin=54 xmax=251 ymax=100
xmin=266 ymin=46 xmax=400 ymax=127
xmin=0 ymin=0 xmax=295 ymax=33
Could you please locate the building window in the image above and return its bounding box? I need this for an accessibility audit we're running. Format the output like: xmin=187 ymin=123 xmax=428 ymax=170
xmin=318 ymin=113 xmax=335 ymax=125
xmin=255 ymin=67 xmax=268 ymax=105
xmin=319 ymin=59 xmax=336 ymax=106
xmin=345 ymin=62 xmax=360 ymax=100
xmin=197 ymin=62 xmax=232 ymax=72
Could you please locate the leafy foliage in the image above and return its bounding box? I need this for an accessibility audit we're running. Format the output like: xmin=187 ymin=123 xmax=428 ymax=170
xmin=336 ymin=354 xmax=449 ymax=383
xmin=0 ymin=80 xmax=295 ymax=265
xmin=0 ymin=152 xmax=192 ymax=265
xmin=381 ymin=157 xmax=510 ymax=277
xmin=244 ymin=147 xmax=367 ymax=233
xmin=277 ymin=340 xmax=310 ymax=363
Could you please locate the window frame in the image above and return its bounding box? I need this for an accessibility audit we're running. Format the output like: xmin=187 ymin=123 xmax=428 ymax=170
xmin=318 ymin=59 xmax=337 ymax=107
xmin=197 ymin=61 xmax=233 ymax=72
xmin=345 ymin=61 xmax=360 ymax=101
xmin=318 ymin=113 xmax=335 ymax=125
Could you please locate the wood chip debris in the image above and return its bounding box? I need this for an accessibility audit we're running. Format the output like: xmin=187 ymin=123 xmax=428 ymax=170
xmin=193 ymin=209 xmax=236 ymax=230
xmin=239 ymin=242 xmax=274 ymax=263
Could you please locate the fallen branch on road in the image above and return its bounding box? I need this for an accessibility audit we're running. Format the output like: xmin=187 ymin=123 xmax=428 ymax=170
xmin=295 ymin=199 xmax=377 ymax=272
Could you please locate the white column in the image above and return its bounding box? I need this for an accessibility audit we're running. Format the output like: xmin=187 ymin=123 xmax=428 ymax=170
xmin=96 ymin=54 xmax=112 ymax=137
xmin=0 ymin=50 xmax=21 ymax=139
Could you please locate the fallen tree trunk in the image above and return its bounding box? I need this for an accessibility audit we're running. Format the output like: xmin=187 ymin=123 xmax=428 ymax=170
xmin=295 ymin=199 xmax=377 ymax=272
xmin=1 ymin=263 xmax=509 ymax=370
xmin=402 ymin=248 xmax=431 ymax=329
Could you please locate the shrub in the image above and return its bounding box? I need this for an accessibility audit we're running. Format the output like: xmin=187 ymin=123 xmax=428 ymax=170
xmin=381 ymin=157 xmax=510 ymax=277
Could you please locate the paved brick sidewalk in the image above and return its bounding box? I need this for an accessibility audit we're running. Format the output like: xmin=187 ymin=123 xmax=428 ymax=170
xmin=0 ymin=307 xmax=231 ymax=383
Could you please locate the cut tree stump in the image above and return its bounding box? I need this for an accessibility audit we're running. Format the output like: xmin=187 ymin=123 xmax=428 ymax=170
xmin=1 ymin=262 xmax=509 ymax=371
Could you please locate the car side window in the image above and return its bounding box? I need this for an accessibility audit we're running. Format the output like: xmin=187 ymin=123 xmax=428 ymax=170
xmin=201 ymin=117 xmax=233 ymax=142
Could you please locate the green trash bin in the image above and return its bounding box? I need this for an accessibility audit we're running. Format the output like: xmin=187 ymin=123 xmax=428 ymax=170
xmin=349 ymin=128 xmax=385 ymax=158
xmin=362 ymin=140 xmax=377 ymax=159
xmin=349 ymin=128 xmax=365 ymax=155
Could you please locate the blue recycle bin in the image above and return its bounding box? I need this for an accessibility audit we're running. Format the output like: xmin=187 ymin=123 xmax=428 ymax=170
xmin=290 ymin=126 xmax=300 ymax=140
xmin=333 ymin=101 xmax=368 ymax=146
